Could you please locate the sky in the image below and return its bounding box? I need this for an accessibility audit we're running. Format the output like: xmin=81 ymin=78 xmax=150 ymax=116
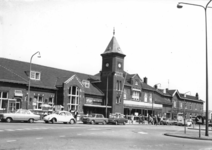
xmin=0 ymin=0 xmax=212 ymax=110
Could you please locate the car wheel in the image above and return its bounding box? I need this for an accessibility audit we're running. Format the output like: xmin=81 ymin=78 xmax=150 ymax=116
xmin=6 ymin=118 xmax=12 ymax=123
xmin=69 ymin=119 xmax=75 ymax=124
xmin=51 ymin=118 xmax=56 ymax=124
xmin=45 ymin=121 xmax=49 ymax=123
xmin=28 ymin=119 xmax=34 ymax=123
xmin=91 ymin=120 xmax=95 ymax=125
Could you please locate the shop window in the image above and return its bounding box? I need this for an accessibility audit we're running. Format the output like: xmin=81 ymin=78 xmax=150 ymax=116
xmin=180 ymin=102 xmax=182 ymax=108
xmin=48 ymin=97 xmax=54 ymax=107
xmin=0 ymin=91 xmax=8 ymax=109
xmin=33 ymin=95 xmax=43 ymax=110
xmin=68 ymin=86 xmax=80 ymax=111
xmin=30 ymin=71 xmax=41 ymax=80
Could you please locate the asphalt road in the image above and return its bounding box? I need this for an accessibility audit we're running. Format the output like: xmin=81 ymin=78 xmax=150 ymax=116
xmin=0 ymin=122 xmax=211 ymax=150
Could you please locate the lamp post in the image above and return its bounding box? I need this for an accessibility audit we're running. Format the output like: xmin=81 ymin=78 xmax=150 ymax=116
xmin=27 ymin=51 xmax=41 ymax=110
xmin=183 ymin=91 xmax=191 ymax=134
xmin=153 ymin=83 xmax=161 ymax=116
xmin=177 ymin=0 xmax=211 ymax=136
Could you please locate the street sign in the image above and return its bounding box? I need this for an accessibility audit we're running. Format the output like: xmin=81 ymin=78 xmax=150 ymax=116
xmin=196 ymin=116 xmax=203 ymax=124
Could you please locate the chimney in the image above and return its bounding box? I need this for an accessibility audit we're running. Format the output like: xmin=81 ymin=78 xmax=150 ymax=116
xmin=163 ymin=89 xmax=166 ymax=94
xmin=196 ymin=93 xmax=199 ymax=99
xmin=144 ymin=77 xmax=147 ymax=84
xmin=154 ymin=85 xmax=158 ymax=89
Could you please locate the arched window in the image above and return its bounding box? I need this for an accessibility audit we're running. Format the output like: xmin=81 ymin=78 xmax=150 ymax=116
xmin=67 ymin=86 xmax=80 ymax=111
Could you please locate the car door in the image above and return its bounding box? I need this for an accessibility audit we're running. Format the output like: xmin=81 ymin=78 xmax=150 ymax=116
xmin=57 ymin=112 xmax=66 ymax=122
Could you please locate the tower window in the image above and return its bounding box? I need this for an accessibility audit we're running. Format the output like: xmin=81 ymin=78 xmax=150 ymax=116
xmin=116 ymin=81 xmax=122 ymax=91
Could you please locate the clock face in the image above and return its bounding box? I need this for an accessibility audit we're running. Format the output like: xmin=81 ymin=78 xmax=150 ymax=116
xmin=118 ymin=63 xmax=122 ymax=68
xmin=105 ymin=63 xmax=109 ymax=67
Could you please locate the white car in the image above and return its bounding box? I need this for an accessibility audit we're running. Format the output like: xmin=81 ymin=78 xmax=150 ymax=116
xmin=44 ymin=111 xmax=76 ymax=124
xmin=0 ymin=109 xmax=40 ymax=123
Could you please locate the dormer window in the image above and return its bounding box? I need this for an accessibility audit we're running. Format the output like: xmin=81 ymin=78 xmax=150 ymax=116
xmin=30 ymin=71 xmax=41 ymax=80
xmin=82 ymin=80 xmax=90 ymax=88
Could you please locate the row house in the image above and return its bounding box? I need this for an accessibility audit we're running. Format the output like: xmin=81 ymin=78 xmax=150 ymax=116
xmin=0 ymin=30 xmax=204 ymax=119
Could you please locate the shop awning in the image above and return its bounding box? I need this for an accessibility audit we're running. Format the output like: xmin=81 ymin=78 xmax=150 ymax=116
xmin=84 ymin=104 xmax=112 ymax=108
xmin=124 ymin=100 xmax=162 ymax=109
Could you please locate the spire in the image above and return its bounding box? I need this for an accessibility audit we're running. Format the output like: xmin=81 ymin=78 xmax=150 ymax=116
xmin=102 ymin=28 xmax=125 ymax=55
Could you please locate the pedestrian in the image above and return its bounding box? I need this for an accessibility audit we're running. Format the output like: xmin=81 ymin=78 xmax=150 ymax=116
xmin=131 ymin=114 xmax=134 ymax=124
xmin=155 ymin=115 xmax=158 ymax=125
xmin=74 ymin=111 xmax=78 ymax=120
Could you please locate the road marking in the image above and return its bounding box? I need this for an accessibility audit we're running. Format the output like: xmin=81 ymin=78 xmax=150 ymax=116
xmin=88 ymin=128 xmax=100 ymax=130
xmin=138 ymin=132 xmax=148 ymax=134
xmin=36 ymin=137 xmax=43 ymax=140
xmin=16 ymin=129 xmax=24 ymax=131
xmin=59 ymin=135 xmax=66 ymax=138
xmin=0 ymin=130 xmax=4 ymax=132
xmin=77 ymin=134 xmax=82 ymax=136
xmin=6 ymin=129 xmax=15 ymax=131
xmin=7 ymin=140 xmax=16 ymax=142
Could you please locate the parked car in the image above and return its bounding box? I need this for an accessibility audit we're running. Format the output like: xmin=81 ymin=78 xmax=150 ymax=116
xmin=0 ymin=109 xmax=40 ymax=123
xmin=82 ymin=114 xmax=108 ymax=125
xmin=159 ymin=117 xmax=168 ymax=125
xmin=166 ymin=119 xmax=177 ymax=125
xmin=108 ymin=113 xmax=128 ymax=125
xmin=177 ymin=119 xmax=192 ymax=126
xmin=43 ymin=111 xmax=76 ymax=124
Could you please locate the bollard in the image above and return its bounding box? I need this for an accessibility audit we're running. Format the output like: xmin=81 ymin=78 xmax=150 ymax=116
xmin=199 ymin=124 xmax=201 ymax=138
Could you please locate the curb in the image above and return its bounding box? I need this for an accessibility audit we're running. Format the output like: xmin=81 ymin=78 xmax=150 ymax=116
xmin=164 ymin=133 xmax=212 ymax=141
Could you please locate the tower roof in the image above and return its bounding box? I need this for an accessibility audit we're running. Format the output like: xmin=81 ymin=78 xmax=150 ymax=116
xmin=102 ymin=29 xmax=125 ymax=55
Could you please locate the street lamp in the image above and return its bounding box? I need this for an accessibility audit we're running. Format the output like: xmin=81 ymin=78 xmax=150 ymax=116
xmin=177 ymin=0 xmax=212 ymax=136
xmin=153 ymin=83 xmax=161 ymax=116
xmin=183 ymin=91 xmax=191 ymax=134
xmin=27 ymin=51 xmax=41 ymax=110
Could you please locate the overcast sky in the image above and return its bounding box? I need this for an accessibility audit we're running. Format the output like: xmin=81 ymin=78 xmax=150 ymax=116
xmin=0 ymin=0 xmax=211 ymax=110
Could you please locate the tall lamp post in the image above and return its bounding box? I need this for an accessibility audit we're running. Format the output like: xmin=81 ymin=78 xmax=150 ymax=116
xmin=153 ymin=83 xmax=161 ymax=116
xmin=177 ymin=0 xmax=211 ymax=136
xmin=183 ymin=91 xmax=191 ymax=134
xmin=27 ymin=51 xmax=41 ymax=110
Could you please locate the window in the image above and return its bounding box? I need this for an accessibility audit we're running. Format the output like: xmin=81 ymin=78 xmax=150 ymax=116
xmin=48 ymin=97 xmax=54 ymax=107
xmin=149 ymin=93 xmax=152 ymax=103
xmin=132 ymin=91 xmax=139 ymax=101
xmin=123 ymin=89 xmax=127 ymax=99
xmin=33 ymin=95 xmax=43 ymax=110
xmin=0 ymin=92 xmax=8 ymax=109
xmin=116 ymin=81 xmax=122 ymax=91
xmin=82 ymin=80 xmax=90 ymax=88
xmin=144 ymin=93 xmax=147 ymax=102
xmin=185 ymin=102 xmax=187 ymax=109
xmin=116 ymin=97 xmax=119 ymax=104
xmin=173 ymin=101 xmax=176 ymax=108
xmin=30 ymin=71 xmax=41 ymax=80
xmin=135 ymin=81 xmax=138 ymax=85
xmin=68 ymin=86 xmax=80 ymax=111
xmin=180 ymin=102 xmax=182 ymax=108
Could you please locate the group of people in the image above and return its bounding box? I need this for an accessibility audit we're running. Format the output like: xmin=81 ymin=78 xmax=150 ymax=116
xmin=128 ymin=114 xmax=162 ymax=125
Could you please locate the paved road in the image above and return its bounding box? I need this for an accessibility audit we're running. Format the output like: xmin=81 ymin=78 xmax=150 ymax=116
xmin=0 ymin=122 xmax=211 ymax=150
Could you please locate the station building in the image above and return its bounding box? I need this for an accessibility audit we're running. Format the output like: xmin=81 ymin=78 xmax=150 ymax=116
xmin=0 ymin=31 xmax=204 ymax=119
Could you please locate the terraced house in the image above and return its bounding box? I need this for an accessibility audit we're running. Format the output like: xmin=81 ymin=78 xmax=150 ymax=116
xmin=0 ymin=31 xmax=204 ymax=119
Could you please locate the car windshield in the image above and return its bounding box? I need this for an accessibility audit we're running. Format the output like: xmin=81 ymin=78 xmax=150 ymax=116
xmin=89 ymin=114 xmax=96 ymax=117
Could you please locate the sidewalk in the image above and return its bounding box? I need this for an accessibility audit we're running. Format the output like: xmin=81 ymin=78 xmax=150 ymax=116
xmin=164 ymin=126 xmax=212 ymax=141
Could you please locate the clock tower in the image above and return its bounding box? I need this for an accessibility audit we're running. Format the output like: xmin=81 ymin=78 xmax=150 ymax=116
xmin=100 ymin=29 xmax=126 ymax=116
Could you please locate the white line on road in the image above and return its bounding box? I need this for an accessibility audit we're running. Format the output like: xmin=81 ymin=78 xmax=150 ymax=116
xmin=138 ymin=132 xmax=148 ymax=134
xmin=6 ymin=129 xmax=15 ymax=131
xmin=0 ymin=130 xmax=4 ymax=132
xmin=7 ymin=140 xmax=16 ymax=142
xmin=59 ymin=135 xmax=66 ymax=137
xmin=16 ymin=129 xmax=24 ymax=131
xmin=36 ymin=137 xmax=43 ymax=140
xmin=88 ymin=128 xmax=100 ymax=130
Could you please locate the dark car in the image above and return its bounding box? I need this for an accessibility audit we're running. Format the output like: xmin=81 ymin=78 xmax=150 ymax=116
xmin=82 ymin=114 xmax=108 ymax=125
xmin=108 ymin=113 xmax=128 ymax=125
